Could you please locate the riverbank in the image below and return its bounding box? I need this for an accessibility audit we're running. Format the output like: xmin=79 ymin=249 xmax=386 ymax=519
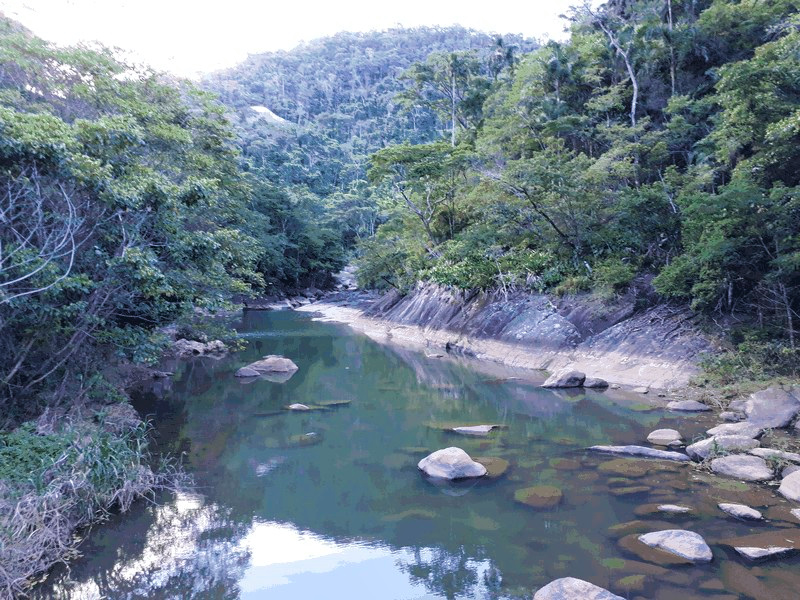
xmin=297 ymin=284 xmax=715 ymax=390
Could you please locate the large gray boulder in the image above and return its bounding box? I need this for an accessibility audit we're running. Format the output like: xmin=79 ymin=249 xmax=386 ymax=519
xmin=236 ymin=355 xmax=299 ymax=377
xmin=647 ymin=428 xmax=682 ymax=446
xmin=533 ymin=577 xmax=625 ymax=600
xmin=744 ymin=386 xmax=800 ymax=428
xmin=685 ymin=435 xmax=759 ymax=460
xmin=588 ymin=445 xmax=690 ymax=461
xmin=637 ymin=529 xmax=713 ymax=563
xmin=666 ymin=400 xmax=711 ymax=412
xmin=706 ymin=422 xmax=762 ymax=438
xmin=778 ymin=470 xmax=800 ymax=501
xmin=583 ymin=377 xmax=609 ymax=389
xmin=173 ymin=338 xmax=227 ymax=357
xmin=417 ymin=447 xmax=487 ymax=480
xmin=749 ymin=447 xmax=800 ymax=463
xmin=710 ymin=455 xmax=773 ymax=482
xmin=542 ymin=369 xmax=586 ymax=388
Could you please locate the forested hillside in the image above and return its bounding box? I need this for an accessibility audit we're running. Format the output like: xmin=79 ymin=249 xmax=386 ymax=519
xmin=204 ymin=27 xmax=536 ymax=246
xmin=344 ymin=0 xmax=798 ymax=380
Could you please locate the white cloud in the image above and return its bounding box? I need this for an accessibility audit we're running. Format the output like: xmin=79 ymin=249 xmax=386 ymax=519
xmin=2 ymin=0 xmax=579 ymax=77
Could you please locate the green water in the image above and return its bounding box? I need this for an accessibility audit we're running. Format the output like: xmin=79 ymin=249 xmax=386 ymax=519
xmin=39 ymin=310 xmax=800 ymax=599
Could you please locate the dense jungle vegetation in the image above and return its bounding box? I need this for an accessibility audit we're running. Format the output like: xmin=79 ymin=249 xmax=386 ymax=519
xmin=208 ymin=0 xmax=800 ymax=380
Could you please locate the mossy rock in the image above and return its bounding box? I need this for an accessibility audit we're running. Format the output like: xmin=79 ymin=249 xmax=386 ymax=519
xmin=382 ymin=509 xmax=436 ymax=522
xmin=598 ymin=458 xmax=651 ymax=477
xmin=616 ymin=574 xmax=647 ymax=594
xmin=549 ymin=457 xmax=581 ymax=470
xmin=474 ymin=456 xmax=510 ymax=479
xmin=609 ymin=485 xmax=651 ymax=497
xmin=317 ymin=400 xmax=352 ymax=408
xmin=514 ymin=485 xmax=563 ymax=509
xmin=286 ymin=432 xmax=322 ymax=447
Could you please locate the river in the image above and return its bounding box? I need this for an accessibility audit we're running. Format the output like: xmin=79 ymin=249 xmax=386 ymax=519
xmin=37 ymin=310 xmax=799 ymax=599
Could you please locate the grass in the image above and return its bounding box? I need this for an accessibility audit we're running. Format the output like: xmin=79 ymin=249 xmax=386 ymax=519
xmin=0 ymin=403 xmax=184 ymax=597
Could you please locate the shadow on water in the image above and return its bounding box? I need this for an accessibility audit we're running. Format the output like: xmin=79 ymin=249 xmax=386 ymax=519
xmin=36 ymin=310 xmax=800 ymax=599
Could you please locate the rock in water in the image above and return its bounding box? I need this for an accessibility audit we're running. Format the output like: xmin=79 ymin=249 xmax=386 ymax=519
xmin=658 ymin=504 xmax=692 ymax=514
xmin=541 ymin=369 xmax=586 ymax=388
xmin=685 ymin=435 xmax=760 ymax=460
xmin=286 ymin=403 xmax=310 ymax=411
xmin=588 ymin=445 xmax=690 ymax=461
xmin=236 ymin=355 xmax=299 ymax=377
xmin=666 ymin=400 xmax=711 ymax=412
xmin=744 ymin=386 xmax=800 ymax=428
xmin=417 ymin=447 xmax=487 ymax=480
xmin=710 ymin=455 xmax=773 ymax=482
xmin=451 ymin=425 xmax=500 ymax=436
xmin=583 ymin=377 xmax=609 ymax=388
xmin=637 ymin=530 xmax=713 ymax=563
xmin=735 ymin=546 xmax=794 ymax=560
xmin=514 ymin=485 xmax=563 ymax=509
xmin=647 ymin=429 xmax=682 ymax=446
xmin=706 ymin=422 xmax=762 ymax=438
xmin=778 ymin=470 xmax=800 ymax=501
xmin=718 ymin=503 xmax=763 ymax=520
xmin=533 ymin=577 xmax=625 ymax=600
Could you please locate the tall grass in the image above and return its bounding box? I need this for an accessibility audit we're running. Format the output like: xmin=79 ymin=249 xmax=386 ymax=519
xmin=0 ymin=405 xmax=184 ymax=597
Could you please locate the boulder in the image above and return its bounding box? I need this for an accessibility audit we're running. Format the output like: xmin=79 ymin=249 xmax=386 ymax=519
xmin=417 ymin=447 xmax=487 ymax=480
xmin=236 ymin=355 xmax=299 ymax=378
xmin=633 ymin=386 xmax=649 ymax=394
xmin=778 ymin=470 xmax=800 ymax=501
xmin=735 ymin=546 xmax=794 ymax=560
xmin=667 ymin=400 xmax=711 ymax=412
xmin=749 ymin=447 xmax=800 ymax=463
xmin=710 ymin=455 xmax=773 ymax=482
xmin=647 ymin=428 xmax=682 ymax=446
xmin=637 ymin=529 xmax=713 ymax=563
xmin=792 ymin=508 xmax=800 ymax=522
xmin=783 ymin=464 xmax=800 ymax=478
xmin=173 ymin=339 xmax=208 ymax=356
xmin=706 ymin=422 xmax=762 ymax=438
xmin=588 ymin=445 xmax=690 ymax=462
xmin=718 ymin=503 xmax=763 ymax=521
xmin=744 ymin=386 xmax=800 ymax=428
xmin=657 ymin=504 xmax=692 ymax=514
xmin=533 ymin=577 xmax=624 ymax=600
xmin=286 ymin=403 xmax=311 ymax=411
xmin=685 ymin=435 xmax=760 ymax=461
xmin=542 ymin=369 xmax=585 ymax=388
xmin=583 ymin=377 xmax=609 ymax=388
xmin=514 ymin=485 xmax=563 ymax=509
xmin=720 ymin=411 xmax=744 ymax=422
xmin=721 ymin=531 xmax=800 ymax=561
xmin=450 ymin=424 xmax=501 ymax=436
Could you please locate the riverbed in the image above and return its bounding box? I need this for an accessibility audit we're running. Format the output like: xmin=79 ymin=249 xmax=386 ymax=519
xmin=37 ymin=310 xmax=800 ymax=599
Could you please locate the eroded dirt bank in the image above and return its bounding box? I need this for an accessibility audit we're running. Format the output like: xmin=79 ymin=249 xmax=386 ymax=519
xmin=297 ymin=283 xmax=715 ymax=389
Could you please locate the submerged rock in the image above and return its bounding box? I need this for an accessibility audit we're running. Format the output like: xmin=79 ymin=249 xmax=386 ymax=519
xmin=450 ymin=424 xmax=501 ymax=436
xmin=417 ymin=447 xmax=487 ymax=480
xmin=686 ymin=435 xmax=760 ymax=460
xmin=744 ymin=386 xmax=800 ymax=428
xmin=667 ymin=400 xmax=711 ymax=412
xmin=778 ymin=470 xmax=800 ymax=501
xmin=542 ymin=369 xmax=585 ymax=388
xmin=588 ymin=445 xmax=690 ymax=462
xmin=474 ymin=456 xmax=510 ymax=478
xmin=706 ymin=422 xmax=762 ymax=438
xmin=710 ymin=455 xmax=773 ymax=482
xmin=718 ymin=503 xmax=763 ymax=521
xmin=647 ymin=428 xmax=682 ymax=446
xmin=637 ymin=529 xmax=713 ymax=563
xmin=236 ymin=355 xmax=299 ymax=378
xmin=514 ymin=485 xmax=563 ymax=509
xmin=533 ymin=577 xmax=624 ymax=600
xmin=583 ymin=377 xmax=609 ymax=388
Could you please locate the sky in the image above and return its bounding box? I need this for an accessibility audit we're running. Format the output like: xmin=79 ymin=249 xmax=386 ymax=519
xmin=1 ymin=0 xmax=580 ymax=78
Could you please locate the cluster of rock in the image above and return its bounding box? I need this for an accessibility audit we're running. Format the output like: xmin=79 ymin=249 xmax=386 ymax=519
xmin=541 ymin=369 xmax=608 ymax=389
xmin=172 ymin=338 xmax=227 ymax=357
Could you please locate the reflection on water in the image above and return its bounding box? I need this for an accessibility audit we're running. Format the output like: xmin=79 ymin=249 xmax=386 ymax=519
xmin=37 ymin=310 xmax=800 ymax=599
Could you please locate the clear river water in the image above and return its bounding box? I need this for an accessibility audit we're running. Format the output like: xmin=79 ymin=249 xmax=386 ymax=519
xmin=38 ymin=310 xmax=800 ymax=599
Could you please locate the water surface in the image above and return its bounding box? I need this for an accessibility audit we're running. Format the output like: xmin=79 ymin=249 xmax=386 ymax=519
xmin=39 ymin=310 xmax=800 ymax=599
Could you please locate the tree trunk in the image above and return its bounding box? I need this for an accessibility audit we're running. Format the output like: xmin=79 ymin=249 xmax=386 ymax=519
xmin=451 ymin=68 xmax=457 ymax=147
